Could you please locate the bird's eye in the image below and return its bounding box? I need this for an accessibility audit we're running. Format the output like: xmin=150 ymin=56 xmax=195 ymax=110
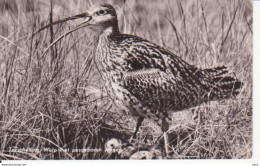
xmin=97 ymin=10 xmax=106 ymax=15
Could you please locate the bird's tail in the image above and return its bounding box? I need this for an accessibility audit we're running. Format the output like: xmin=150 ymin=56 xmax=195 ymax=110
xmin=202 ymin=66 xmax=243 ymax=100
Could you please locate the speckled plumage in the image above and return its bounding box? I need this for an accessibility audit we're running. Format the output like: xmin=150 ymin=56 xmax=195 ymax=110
xmin=71 ymin=4 xmax=243 ymax=138
xmin=95 ymin=27 xmax=242 ymax=128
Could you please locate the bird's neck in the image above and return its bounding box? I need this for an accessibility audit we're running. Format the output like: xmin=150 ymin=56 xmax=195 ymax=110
xmin=100 ymin=21 xmax=120 ymax=37
xmin=102 ymin=26 xmax=115 ymax=36
xmin=95 ymin=26 xmax=123 ymax=81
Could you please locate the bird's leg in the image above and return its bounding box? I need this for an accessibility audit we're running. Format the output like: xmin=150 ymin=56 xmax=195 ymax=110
xmin=161 ymin=118 xmax=169 ymax=157
xmin=129 ymin=116 xmax=144 ymax=144
xmin=133 ymin=116 xmax=144 ymax=138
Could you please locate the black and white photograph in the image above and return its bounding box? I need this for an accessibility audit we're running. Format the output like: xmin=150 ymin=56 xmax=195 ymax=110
xmin=0 ymin=0 xmax=253 ymax=163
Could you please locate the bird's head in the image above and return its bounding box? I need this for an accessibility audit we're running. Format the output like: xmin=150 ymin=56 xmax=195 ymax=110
xmin=84 ymin=4 xmax=118 ymax=29
xmin=38 ymin=4 xmax=120 ymax=36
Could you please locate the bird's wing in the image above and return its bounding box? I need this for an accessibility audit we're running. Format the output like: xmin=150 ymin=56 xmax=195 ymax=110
xmin=117 ymin=35 xmax=208 ymax=110
xmin=121 ymin=68 xmax=200 ymax=111
xmin=117 ymin=34 xmax=201 ymax=81
xmin=115 ymin=35 xmax=241 ymax=111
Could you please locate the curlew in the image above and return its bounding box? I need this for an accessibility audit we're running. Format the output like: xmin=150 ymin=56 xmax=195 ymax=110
xmin=39 ymin=4 xmax=242 ymax=156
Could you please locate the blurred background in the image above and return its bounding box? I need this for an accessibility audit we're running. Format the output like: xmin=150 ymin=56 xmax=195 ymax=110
xmin=0 ymin=0 xmax=252 ymax=159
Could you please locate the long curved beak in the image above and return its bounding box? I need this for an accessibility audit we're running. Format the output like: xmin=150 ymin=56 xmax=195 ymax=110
xmin=36 ymin=12 xmax=92 ymax=33
xmin=34 ymin=12 xmax=92 ymax=57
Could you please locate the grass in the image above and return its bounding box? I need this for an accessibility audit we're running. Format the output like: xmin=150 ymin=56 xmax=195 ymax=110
xmin=0 ymin=0 xmax=252 ymax=159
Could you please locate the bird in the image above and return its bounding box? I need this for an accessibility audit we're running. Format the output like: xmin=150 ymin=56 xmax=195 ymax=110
xmin=39 ymin=3 xmax=242 ymax=156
